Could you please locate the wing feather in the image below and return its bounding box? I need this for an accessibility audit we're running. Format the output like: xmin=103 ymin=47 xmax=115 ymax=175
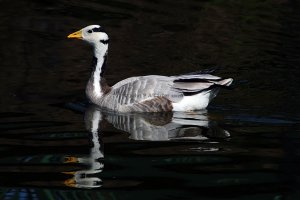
xmin=109 ymin=76 xmax=183 ymax=106
xmin=173 ymin=74 xmax=233 ymax=95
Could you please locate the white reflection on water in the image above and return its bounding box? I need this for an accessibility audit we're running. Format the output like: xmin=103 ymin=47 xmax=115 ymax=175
xmin=63 ymin=104 xmax=230 ymax=189
xmin=64 ymin=108 xmax=104 ymax=189
xmin=85 ymin=105 xmax=230 ymax=141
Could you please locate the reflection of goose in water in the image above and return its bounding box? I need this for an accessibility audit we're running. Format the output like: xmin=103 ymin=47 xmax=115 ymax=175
xmin=63 ymin=108 xmax=104 ymax=189
xmin=85 ymin=105 xmax=230 ymax=141
xmin=62 ymin=103 xmax=230 ymax=188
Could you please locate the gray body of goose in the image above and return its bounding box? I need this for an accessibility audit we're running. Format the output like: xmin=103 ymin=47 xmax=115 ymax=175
xmin=68 ymin=25 xmax=233 ymax=112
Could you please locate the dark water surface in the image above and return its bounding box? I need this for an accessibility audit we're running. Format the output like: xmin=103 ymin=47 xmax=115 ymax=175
xmin=0 ymin=0 xmax=299 ymax=199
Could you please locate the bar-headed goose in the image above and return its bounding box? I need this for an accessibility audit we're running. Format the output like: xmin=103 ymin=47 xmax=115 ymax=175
xmin=68 ymin=25 xmax=233 ymax=112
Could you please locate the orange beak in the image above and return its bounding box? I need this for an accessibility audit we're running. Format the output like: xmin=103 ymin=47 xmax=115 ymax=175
xmin=67 ymin=30 xmax=83 ymax=39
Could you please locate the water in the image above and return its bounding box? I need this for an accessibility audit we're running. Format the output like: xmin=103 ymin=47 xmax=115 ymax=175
xmin=0 ymin=0 xmax=299 ymax=199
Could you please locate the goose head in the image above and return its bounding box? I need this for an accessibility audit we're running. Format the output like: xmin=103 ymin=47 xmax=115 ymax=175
xmin=67 ymin=25 xmax=109 ymax=46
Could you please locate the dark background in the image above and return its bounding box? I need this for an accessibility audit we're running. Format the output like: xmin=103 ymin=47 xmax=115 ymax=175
xmin=0 ymin=0 xmax=299 ymax=114
xmin=0 ymin=0 xmax=299 ymax=199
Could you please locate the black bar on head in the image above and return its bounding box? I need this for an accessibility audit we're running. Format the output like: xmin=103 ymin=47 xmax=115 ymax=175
xmin=93 ymin=27 xmax=105 ymax=33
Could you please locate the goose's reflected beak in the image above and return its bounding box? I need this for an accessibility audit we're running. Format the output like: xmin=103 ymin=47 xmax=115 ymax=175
xmin=67 ymin=30 xmax=83 ymax=39
xmin=64 ymin=178 xmax=76 ymax=188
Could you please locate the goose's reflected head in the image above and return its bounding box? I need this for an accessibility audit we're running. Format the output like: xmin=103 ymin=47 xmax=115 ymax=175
xmin=68 ymin=25 xmax=109 ymax=46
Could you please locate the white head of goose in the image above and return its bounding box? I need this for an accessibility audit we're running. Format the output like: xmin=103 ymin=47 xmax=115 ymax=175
xmin=68 ymin=25 xmax=233 ymax=112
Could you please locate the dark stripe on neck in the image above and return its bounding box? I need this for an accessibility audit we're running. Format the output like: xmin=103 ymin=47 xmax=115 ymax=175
xmin=100 ymin=39 xmax=109 ymax=44
xmin=92 ymin=55 xmax=107 ymax=77
xmin=91 ymin=56 xmax=98 ymax=71
xmin=100 ymin=54 xmax=108 ymax=77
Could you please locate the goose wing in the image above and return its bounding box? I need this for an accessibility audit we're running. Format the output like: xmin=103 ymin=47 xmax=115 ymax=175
xmin=106 ymin=73 xmax=232 ymax=112
xmin=110 ymin=75 xmax=183 ymax=105
xmin=110 ymin=74 xmax=232 ymax=104
xmin=172 ymin=74 xmax=233 ymax=95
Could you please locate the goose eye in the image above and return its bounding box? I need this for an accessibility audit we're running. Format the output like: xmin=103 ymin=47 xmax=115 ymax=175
xmin=87 ymin=30 xmax=92 ymax=33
